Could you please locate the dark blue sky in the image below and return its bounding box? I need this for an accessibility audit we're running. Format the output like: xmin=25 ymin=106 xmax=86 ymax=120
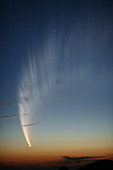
xmin=1 ymin=0 xmax=113 ymax=80
xmin=1 ymin=0 xmax=113 ymax=111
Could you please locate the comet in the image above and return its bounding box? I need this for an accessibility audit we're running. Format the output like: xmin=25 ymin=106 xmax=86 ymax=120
xmin=22 ymin=127 xmax=31 ymax=147
xmin=18 ymin=54 xmax=40 ymax=148
xmin=19 ymin=103 xmax=32 ymax=147
xmin=18 ymin=37 xmax=58 ymax=147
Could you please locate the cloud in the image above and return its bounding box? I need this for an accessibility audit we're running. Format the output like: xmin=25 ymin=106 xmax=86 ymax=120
xmin=43 ymin=155 xmax=107 ymax=169
xmin=0 ymin=113 xmax=29 ymax=120
xmin=62 ymin=156 xmax=105 ymax=164
xmin=0 ymin=114 xmax=17 ymax=119
xmin=22 ymin=122 xmax=39 ymax=127
xmin=19 ymin=113 xmax=29 ymax=116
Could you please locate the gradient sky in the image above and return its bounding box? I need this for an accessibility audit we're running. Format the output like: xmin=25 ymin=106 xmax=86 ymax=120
xmin=0 ymin=0 xmax=113 ymax=169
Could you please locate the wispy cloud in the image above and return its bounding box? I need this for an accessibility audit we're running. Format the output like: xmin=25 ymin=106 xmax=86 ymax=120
xmin=19 ymin=113 xmax=29 ymax=116
xmin=0 ymin=114 xmax=17 ymax=119
xmin=22 ymin=122 xmax=39 ymax=127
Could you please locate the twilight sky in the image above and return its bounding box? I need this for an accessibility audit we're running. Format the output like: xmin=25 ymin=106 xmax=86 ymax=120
xmin=0 ymin=0 xmax=113 ymax=169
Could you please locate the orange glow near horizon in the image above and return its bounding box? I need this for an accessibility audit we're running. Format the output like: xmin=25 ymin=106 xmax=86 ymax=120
xmin=0 ymin=129 xmax=113 ymax=166
xmin=0 ymin=144 xmax=113 ymax=165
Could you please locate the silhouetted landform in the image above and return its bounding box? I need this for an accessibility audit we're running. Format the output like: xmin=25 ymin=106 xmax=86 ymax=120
xmin=0 ymin=166 xmax=22 ymax=170
xmin=59 ymin=166 xmax=69 ymax=170
xmin=78 ymin=159 xmax=113 ymax=170
xmin=1 ymin=160 xmax=113 ymax=170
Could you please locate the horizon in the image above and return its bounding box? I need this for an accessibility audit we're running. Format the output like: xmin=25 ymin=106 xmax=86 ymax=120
xmin=0 ymin=158 xmax=113 ymax=170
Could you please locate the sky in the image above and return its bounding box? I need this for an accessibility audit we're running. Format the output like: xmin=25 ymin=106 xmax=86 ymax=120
xmin=0 ymin=0 xmax=113 ymax=169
